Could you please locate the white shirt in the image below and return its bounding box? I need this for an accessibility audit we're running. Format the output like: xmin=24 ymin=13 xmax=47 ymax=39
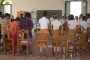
xmin=87 ymin=18 xmax=90 ymax=27
xmin=59 ymin=19 xmax=65 ymax=24
xmin=51 ymin=19 xmax=62 ymax=30
xmin=79 ymin=20 xmax=88 ymax=30
xmin=39 ymin=17 xmax=50 ymax=29
xmin=68 ymin=20 xmax=79 ymax=29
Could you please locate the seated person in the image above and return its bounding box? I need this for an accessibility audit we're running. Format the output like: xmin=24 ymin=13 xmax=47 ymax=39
xmin=51 ymin=15 xmax=63 ymax=31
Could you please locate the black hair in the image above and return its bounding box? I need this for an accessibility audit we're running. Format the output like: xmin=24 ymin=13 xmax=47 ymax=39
xmin=68 ymin=14 xmax=74 ymax=20
xmin=25 ymin=12 xmax=31 ymax=18
xmin=53 ymin=15 xmax=58 ymax=19
xmin=2 ymin=13 xmax=10 ymax=19
xmin=86 ymin=14 xmax=90 ymax=18
xmin=20 ymin=13 xmax=23 ymax=17
xmin=15 ymin=17 xmax=20 ymax=21
xmin=82 ymin=16 xmax=86 ymax=21
xmin=43 ymin=11 xmax=47 ymax=17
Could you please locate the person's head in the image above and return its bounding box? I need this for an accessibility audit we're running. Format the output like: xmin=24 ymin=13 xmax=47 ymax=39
xmin=67 ymin=14 xmax=74 ymax=20
xmin=43 ymin=11 xmax=47 ymax=17
xmin=20 ymin=13 xmax=24 ymax=17
xmin=82 ymin=16 xmax=86 ymax=21
xmin=53 ymin=15 xmax=58 ymax=20
xmin=75 ymin=16 xmax=78 ymax=20
xmin=15 ymin=17 xmax=20 ymax=21
xmin=3 ymin=13 xmax=11 ymax=19
xmin=79 ymin=14 xmax=83 ymax=20
xmin=25 ymin=12 xmax=31 ymax=18
xmin=86 ymin=14 xmax=90 ymax=19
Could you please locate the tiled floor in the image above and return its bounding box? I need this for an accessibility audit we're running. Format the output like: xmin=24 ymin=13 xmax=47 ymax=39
xmin=0 ymin=51 xmax=90 ymax=60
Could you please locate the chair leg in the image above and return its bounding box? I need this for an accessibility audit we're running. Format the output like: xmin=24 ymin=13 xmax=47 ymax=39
xmin=3 ymin=43 xmax=6 ymax=55
xmin=65 ymin=44 xmax=69 ymax=58
xmin=46 ymin=46 xmax=48 ymax=58
xmin=27 ymin=46 xmax=29 ymax=56
xmin=13 ymin=44 xmax=15 ymax=55
xmin=36 ymin=46 xmax=38 ymax=57
xmin=52 ymin=46 xmax=54 ymax=57
xmin=17 ymin=44 xmax=20 ymax=55
xmin=55 ymin=47 xmax=57 ymax=58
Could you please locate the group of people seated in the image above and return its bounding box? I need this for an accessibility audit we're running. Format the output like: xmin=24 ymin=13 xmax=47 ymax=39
xmin=0 ymin=12 xmax=33 ymax=52
xmin=37 ymin=11 xmax=90 ymax=51
xmin=0 ymin=10 xmax=90 ymax=56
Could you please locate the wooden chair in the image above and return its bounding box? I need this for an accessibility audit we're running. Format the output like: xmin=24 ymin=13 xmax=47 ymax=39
xmin=36 ymin=30 xmax=50 ymax=57
xmin=52 ymin=30 xmax=61 ymax=58
xmin=60 ymin=31 xmax=68 ymax=58
xmin=66 ymin=29 xmax=77 ymax=57
xmin=17 ymin=29 xmax=30 ymax=55
xmin=3 ymin=30 xmax=15 ymax=55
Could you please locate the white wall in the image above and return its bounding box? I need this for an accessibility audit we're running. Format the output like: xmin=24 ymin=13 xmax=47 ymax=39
xmin=87 ymin=0 xmax=90 ymax=13
xmin=12 ymin=0 xmax=90 ymax=18
xmin=12 ymin=0 xmax=65 ymax=18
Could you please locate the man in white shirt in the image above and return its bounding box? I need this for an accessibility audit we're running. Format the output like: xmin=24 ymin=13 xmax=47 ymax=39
xmin=39 ymin=11 xmax=50 ymax=29
xmin=38 ymin=11 xmax=50 ymax=53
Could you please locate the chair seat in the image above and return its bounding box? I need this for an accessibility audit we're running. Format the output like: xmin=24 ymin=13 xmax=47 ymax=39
xmin=21 ymin=40 xmax=27 ymax=44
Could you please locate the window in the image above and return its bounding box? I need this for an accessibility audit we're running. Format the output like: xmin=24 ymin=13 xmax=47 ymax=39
xmin=2 ymin=0 xmax=12 ymax=14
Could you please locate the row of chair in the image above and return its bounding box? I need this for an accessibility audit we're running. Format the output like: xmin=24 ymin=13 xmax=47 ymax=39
xmin=35 ymin=28 xmax=86 ymax=58
xmin=0 ymin=28 xmax=90 ymax=58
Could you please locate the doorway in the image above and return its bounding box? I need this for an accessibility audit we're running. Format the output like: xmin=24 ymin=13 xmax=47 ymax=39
xmin=70 ymin=1 xmax=82 ymax=17
xmin=65 ymin=0 xmax=87 ymax=18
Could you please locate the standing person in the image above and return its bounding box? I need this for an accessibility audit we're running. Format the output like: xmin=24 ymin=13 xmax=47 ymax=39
xmin=1 ymin=13 xmax=10 ymax=43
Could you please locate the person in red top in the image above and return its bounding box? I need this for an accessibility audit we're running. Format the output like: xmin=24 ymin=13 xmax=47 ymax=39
xmin=7 ymin=17 xmax=20 ymax=52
